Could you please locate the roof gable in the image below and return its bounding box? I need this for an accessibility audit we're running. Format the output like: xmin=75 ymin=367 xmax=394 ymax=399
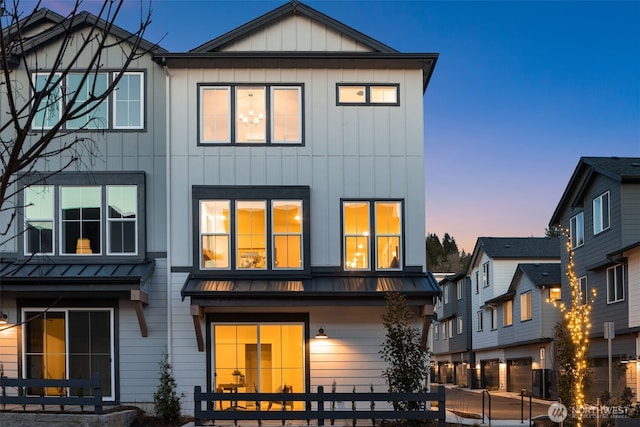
xmin=549 ymin=156 xmax=640 ymax=226
xmin=468 ymin=237 xmax=560 ymax=273
xmin=191 ymin=0 xmax=397 ymax=53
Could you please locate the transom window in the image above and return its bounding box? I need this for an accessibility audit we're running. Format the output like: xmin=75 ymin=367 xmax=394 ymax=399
xmin=336 ymin=84 xmax=399 ymax=106
xmin=196 ymin=186 xmax=309 ymax=272
xmin=22 ymin=174 xmax=142 ymax=257
xmin=32 ymin=71 xmax=144 ymax=130
xmin=342 ymin=200 xmax=402 ymax=271
xmin=23 ymin=308 xmax=114 ymax=400
xmin=570 ymin=212 xmax=584 ymax=248
xmin=199 ymin=84 xmax=303 ymax=144
xmin=607 ymin=264 xmax=625 ymax=303
xmin=593 ymin=191 xmax=610 ymax=234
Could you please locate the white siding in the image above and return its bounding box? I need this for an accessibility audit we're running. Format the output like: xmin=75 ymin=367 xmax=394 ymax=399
xmin=628 ymin=247 xmax=640 ymax=328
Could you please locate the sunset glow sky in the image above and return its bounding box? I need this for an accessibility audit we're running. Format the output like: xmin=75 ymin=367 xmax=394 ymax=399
xmin=21 ymin=0 xmax=640 ymax=253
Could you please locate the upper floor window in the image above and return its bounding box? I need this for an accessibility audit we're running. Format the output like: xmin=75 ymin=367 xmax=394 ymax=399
xmin=457 ymin=281 xmax=463 ymax=300
xmin=503 ymin=300 xmax=513 ymax=327
xmin=482 ymin=262 xmax=490 ymax=287
xmin=442 ymin=321 xmax=447 ymax=339
xmin=195 ymin=186 xmax=309 ymax=272
xmin=22 ymin=173 xmax=143 ymax=258
xmin=33 ymin=71 xmax=144 ymax=130
xmin=520 ymin=291 xmax=532 ymax=321
xmin=475 ymin=271 xmax=479 ymax=294
xmin=578 ymin=276 xmax=588 ymax=305
xmin=199 ymin=84 xmax=303 ymax=145
xmin=457 ymin=316 xmax=463 ymax=335
xmin=549 ymin=287 xmax=562 ymax=301
xmin=443 ymin=284 xmax=450 ymax=304
xmin=593 ymin=191 xmax=610 ymax=234
xmin=434 ymin=324 xmax=439 ymax=340
xmin=337 ymin=84 xmax=399 ymax=106
xmin=490 ymin=307 xmax=498 ymax=330
xmin=448 ymin=319 xmax=454 ymax=338
xmin=477 ymin=310 xmax=483 ymax=331
xmin=343 ymin=200 xmax=402 ymax=271
xmin=570 ymin=212 xmax=584 ymax=248
xmin=607 ymin=264 xmax=625 ymax=304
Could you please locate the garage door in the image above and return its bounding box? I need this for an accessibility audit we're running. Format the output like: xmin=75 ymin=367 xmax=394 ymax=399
xmin=507 ymin=358 xmax=532 ymax=392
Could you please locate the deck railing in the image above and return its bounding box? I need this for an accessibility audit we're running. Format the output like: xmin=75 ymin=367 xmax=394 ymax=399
xmin=194 ymin=385 xmax=446 ymax=426
xmin=0 ymin=374 xmax=102 ymax=414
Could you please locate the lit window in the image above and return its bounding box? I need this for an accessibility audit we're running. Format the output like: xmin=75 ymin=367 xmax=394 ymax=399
xmin=490 ymin=307 xmax=498 ymax=329
xmin=448 ymin=319 xmax=454 ymax=338
xmin=549 ymin=287 xmax=561 ymax=301
xmin=199 ymin=84 xmax=302 ymax=144
xmin=337 ymin=84 xmax=399 ymax=106
xmin=570 ymin=212 xmax=584 ymax=248
xmin=593 ymin=191 xmax=610 ymax=234
xmin=520 ymin=292 xmax=532 ymax=321
xmin=60 ymin=187 xmax=102 ymax=255
xmin=503 ymin=300 xmax=513 ymax=326
xmin=607 ymin=264 xmax=625 ymax=303
xmin=343 ymin=200 xmax=402 ymax=271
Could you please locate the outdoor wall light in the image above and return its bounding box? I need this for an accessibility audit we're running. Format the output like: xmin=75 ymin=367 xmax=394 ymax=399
xmin=0 ymin=312 xmax=7 ymax=324
xmin=315 ymin=327 xmax=328 ymax=339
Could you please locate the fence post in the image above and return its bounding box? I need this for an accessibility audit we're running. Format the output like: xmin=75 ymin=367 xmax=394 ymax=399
xmin=93 ymin=373 xmax=102 ymax=415
xmin=317 ymin=385 xmax=325 ymax=426
xmin=194 ymin=386 xmax=202 ymax=427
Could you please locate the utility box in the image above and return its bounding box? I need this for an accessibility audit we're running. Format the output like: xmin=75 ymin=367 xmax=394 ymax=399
xmin=532 ymin=369 xmax=552 ymax=399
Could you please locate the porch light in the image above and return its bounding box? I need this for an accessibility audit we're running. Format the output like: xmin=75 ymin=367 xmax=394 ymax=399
xmin=315 ymin=328 xmax=328 ymax=339
xmin=0 ymin=313 xmax=7 ymax=324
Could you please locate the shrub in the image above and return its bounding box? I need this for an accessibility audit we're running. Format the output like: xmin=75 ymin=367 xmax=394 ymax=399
xmin=153 ymin=352 xmax=181 ymax=423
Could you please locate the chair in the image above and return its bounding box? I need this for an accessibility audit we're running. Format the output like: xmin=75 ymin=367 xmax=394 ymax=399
xmin=267 ymin=384 xmax=293 ymax=410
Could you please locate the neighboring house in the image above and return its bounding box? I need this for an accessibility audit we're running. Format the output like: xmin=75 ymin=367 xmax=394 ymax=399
xmin=549 ymin=156 xmax=640 ymax=400
xmin=483 ymin=263 xmax=561 ymax=398
xmin=467 ymin=237 xmax=560 ymax=391
xmin=431 ymin=273 xmax=474 ymax=387
xmin=0 ymin=8 xmax=168 ymax=408
xmin=157 ymin=0 xmax=439 ymax=413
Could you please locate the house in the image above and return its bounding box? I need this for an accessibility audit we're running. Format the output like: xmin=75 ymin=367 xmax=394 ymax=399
xmin=155 ymin=0 xmax=439 ymax=413
xmin=0 ymin=7 xmax=168 ymax=408
xmin=467 ymin=237 xmax=560 ymax=392
xmin=431 ymin=273 xmax=474 ymax=388
xmin=549 ymin=156 xmax=640 ymax=400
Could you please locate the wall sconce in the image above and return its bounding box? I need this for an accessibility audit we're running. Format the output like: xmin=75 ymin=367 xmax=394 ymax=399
xmin=315 ymin=327 xmax=328 ymax=339
xmin=0 ymin=313 xmax=7 ymax=324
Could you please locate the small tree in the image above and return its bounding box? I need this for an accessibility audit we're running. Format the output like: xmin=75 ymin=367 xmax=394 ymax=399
xmin=154 ymin=352 xmax=181 ymax=423
xmin=380 ymin=292 xmax=427 ymax=411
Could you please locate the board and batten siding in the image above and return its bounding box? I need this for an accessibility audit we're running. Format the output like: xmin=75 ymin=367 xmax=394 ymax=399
xmin=627 ymin=248 xmax=640 ymax=328
xmin=168 ymin=66 xmax=426 ymax=269
xmin=218 ymin=14 xmax=376 ymax=53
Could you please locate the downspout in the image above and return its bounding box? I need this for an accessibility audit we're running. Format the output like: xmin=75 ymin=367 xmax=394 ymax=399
xmin=163 ymin=61 xmax=173 ymax=363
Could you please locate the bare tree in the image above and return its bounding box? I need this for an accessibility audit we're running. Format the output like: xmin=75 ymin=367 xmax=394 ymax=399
xmin=0 ymin=0 xmax=155 ymax=248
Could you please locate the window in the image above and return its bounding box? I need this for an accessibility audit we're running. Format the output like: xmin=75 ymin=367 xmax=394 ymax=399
xmin=477 ymin=311 xmax=483 ymax=331
xmin=435 ymin=296 xmax=441 ymax=308
xmin=570 ymin=212 xmax=584 ymax=248
xmin=444 ymin=284 xmax=450 ymax=304
xmin=593 ymin=191 xmax=610 ymax=234
xmin=114 ymin=72 xmax=144 ymax=128
xmin=343 ymin=200 xmax=402 ymax=271
xmin=23 ymin=308 xmax=114 ymax=400
xmin=199 ymin=84 xmax=302 ymax=144
xmin=520 ymin=291 xmax=532 ymax=321
xmin=448 ymin=319 xmax=454 ymax=338
xmin=434 ymin=324 xmax=439 ymax=340
xmin=32 ymin=71 xmax=144 ymax=130
xmin=457 ymin=281 xmax=463 ymax=300
xmin=212 ymin=321 xmax=304 ymax=406
xmin=337 ymin=84 xmax=399 ymax=106
xmin=549 ymin=287 xmax=562 ymax=301
xmin=607 ymin=264 xmax=625 ymax=303
xmin=196 ymin=186 xmax=308 ymax=272
xmin=457 ymin=316 xmax=463 ymax=335
xmin=503 ymin=300 xmax=513 ymax=326
xmin=22 ymin=173 xmax=143 ymax=257
xmin=482 ymin=262 xmax=490 ymax=287
xmin=442 ymin=321 xmax=447 ymax=339
xmin=475 ymin=271 xmax=479 ymax=294
xmin=578 ymin=276 xmax=588 ymax=305
xmin=490 ymin=307 xmax=498 ymax=330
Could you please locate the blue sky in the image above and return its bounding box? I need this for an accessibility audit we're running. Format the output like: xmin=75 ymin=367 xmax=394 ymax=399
xmin=25 ymin=0 xmax=640 ymax=253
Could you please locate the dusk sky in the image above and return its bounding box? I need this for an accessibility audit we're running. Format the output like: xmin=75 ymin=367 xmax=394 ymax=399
xmin=23 ymin=0 xmax=640 ymax=253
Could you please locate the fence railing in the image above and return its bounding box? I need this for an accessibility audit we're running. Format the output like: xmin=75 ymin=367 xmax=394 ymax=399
xmin=0 ymin=374 xmax=102 ymax=414
xmin=194 ymin=385 xmax=446 ymax=426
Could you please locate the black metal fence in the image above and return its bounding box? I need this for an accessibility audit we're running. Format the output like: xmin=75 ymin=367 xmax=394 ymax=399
xmin=194 ymin=385 xmax=446 ymax=426
xmin=0 ymin=374 xmax=102 ymax=414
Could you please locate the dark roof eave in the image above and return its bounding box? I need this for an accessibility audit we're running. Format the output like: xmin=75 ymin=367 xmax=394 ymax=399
xmin=155 ymin=51 xmax=438 ymax=63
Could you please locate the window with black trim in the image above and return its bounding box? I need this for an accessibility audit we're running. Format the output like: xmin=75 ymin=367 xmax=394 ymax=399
xmin=337 ymin=84 xmax=399 ymax=106
xmin=570 ymin=212 xmax=584 ymax=248
xmin=199 ymin=84 xmax=303 ymax=144
xmin=32 ymin=71 xmax=145 ymax=130
xmin=195 ymin=186 xmax=309 ymax=272
xmin=342 ymin=200 xmax=403 ymax=271
xmin=593 ymin=191 xmax=610 ymax=234
xmin=607 ymin=264 xmax=625 ymax=303
xmin=21 ymin=173 xmax=144 ymax=258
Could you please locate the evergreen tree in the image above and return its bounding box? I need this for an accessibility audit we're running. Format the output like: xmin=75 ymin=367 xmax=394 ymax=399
xmin=154 ymin=352 xmax=181 ymax=423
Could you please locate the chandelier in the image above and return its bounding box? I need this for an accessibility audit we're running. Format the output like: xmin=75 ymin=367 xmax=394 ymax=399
xmin=238 ymin=92 xmax=263 ymax=126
